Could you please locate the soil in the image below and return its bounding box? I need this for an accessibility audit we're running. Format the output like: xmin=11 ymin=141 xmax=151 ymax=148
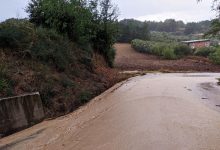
xmin=0 ymin=51 xmax=132 ymax=119
xmin=114 ymin=43 xmax=220 ymax=72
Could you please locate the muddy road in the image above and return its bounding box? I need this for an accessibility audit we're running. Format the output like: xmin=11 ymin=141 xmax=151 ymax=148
xmin=1 ymin=73 xmax=220 ymax=150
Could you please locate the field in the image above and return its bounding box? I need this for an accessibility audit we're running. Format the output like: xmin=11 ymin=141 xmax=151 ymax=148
xmin=114 ymin=43 xmax=220 ymax=72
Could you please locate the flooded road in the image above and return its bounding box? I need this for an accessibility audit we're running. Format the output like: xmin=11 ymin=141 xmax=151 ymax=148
xmin=1 ymin=73 xmax=220 ymax=150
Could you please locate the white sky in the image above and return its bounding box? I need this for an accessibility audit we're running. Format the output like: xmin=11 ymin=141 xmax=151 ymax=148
xmin=0 ymin=0 xmax=217 ymax=22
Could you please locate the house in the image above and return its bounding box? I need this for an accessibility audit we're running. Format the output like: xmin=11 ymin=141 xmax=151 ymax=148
xmin=182 ymin=39 xmax=210 ymax=49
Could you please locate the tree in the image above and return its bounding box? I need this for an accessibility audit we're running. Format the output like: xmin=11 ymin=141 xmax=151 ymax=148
xmin=26 ymin=0 xmax=93 ymax=42
xmin=26 ymin=0 xmax=119 ymax=67
xmin=198 ymin=0 xmax=220 ymax=36
xmin=117 ymin=19 xmax=150 ymax=42
xmin=92 ymin=0 xmax=119 ymax=66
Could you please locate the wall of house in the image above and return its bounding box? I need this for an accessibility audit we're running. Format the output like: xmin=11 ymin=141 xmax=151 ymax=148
xmin=0 ymin=92 xmax=45 ymax=137
xmin=189 ymin=41 xmax=210 ymax=49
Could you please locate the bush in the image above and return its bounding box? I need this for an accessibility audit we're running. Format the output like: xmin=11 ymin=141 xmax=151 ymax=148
xmin=0 ymin=19 xmax=76 ymax=71
xmin=0 ymin=64 xmax=14 ymax=96
xmin=209 ymin=49 xmax=220 ymax=64
xmin=78 ymin=91 xmax=92 ymax=104
xmin=131 ymin=39 xmax=151 ymax=53
xmin=194 ymin=47 xmax=216 ymax=57
xmin=0 ymin=78 xmax=9 ymax=93
xmin=174 ymin=44 xmax=192 ymax=57
xmin=0 ymin=19 xmax=35 ymax=54
xmin=151 ymin=42 xmax=171 ymax=56
xmin=60 ymin=76 xmax=75 ymax=88
xmin=107 ymin=47 xmax=116 ymax=67
xmin=131 ymin=39 xmax=182 ymax=59
xmin=31 ymin=27 xmax=72 ymax=71
xmin=162 ymin=47 xmax=177 ymax=60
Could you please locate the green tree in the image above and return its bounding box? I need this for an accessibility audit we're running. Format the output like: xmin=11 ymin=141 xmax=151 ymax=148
xmin=117 ymin=19 xmax=150 ymax=42
xmin=92 ymin=0 xmax=119 ymax=67
xmin=26 ymin=0 xmax=93 ymax=42
xmin=26 ymin=0 xmax=119 ymax=67
xmin=198 ymin=0 xmax=220 ymax=36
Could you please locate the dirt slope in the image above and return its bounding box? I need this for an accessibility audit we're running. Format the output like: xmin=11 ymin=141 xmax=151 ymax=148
xmin=1 ymin=73 xmax=220 ymax=150
xmin=114 ymin=43 xmax=220 ymax=72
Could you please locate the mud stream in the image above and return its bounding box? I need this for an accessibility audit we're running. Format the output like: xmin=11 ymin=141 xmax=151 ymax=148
xmin=1 ymin=73 xmax=220 ymax=150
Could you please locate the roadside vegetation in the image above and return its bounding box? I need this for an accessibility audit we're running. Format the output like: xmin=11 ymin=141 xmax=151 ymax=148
xmin=0 ymin=0 xmax=124 ymax=117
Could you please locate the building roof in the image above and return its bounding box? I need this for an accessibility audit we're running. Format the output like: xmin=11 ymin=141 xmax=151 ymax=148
xmin=182 ymin=39 xmax=210 ymax=44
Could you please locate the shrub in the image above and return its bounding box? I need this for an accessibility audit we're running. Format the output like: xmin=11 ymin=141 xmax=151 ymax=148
xmin=174 ymin=44 xmax=192 ymax=57
xmin=131 ymin=39 xmax=179 ymax=59
xmin=78 ymin=91 xmax=92 ymax=104
xmin=162 ymin=47 xmax=177 ymax=60
xmin=107 ymin=47 xmax=116 ymax=67
xmin=0 ymin=19 xmax=35 ymax=54
xmin=131 ymin=39 xmax=151 ymax=53
xmin=209 ymin=49 xmax=220 ymax=65
xmin=0 ymin=79 xmax=9 ymax=93
xmin=194 ymin=47 xmax=216 ymax=57
xmin=40 ymin=83 xmax=56 ymax=107
xmin=0 ymin=19 xmax=74 ymax=71
xmin=31 ymin=27 xmax=71 ymax=71
xmin=61 ymin=77 xmax=75 ymax=88
xmin=151 ymin=42 xmax=169 ymax=56
xmin=0 ymin=64 xmax=14 ymax=96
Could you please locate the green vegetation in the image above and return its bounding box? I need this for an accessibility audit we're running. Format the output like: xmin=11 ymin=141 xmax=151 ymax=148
xmin=150 ymin=31 xmax=190 ymax=43
xmin=26 ymin=0 xmax=118 ymax=67
xmin=117 ymin=19 xmax=150 ymax=43
xmin=131 ymin=38 xmax=220 ymax=65
xmin=209 ymin=49 xmax=220 ymax=64
xmin=117 ymin=19 xmax=212 ymax=43
xmin=194 ymin=47 xmax=216 ymax=57
xmin=78 ymin=91 xmax=92 ymax=104
xmin=131 ymin=39 xmax=192 ymax=59
xmin=0 ymin=0 xmax=120 ymax=117
xmin=0 ymin=63 xmax=13 ymax=96
xmin=174 ymin=44 xmax=192 ymax=57
xmin=0 ymin=19 xmax=35 ymax=54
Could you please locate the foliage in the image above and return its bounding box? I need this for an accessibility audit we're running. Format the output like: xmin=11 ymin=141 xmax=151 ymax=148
xmin=78 ymin=91 xmax=92 ymax=104
xmin=131 ymin=39 xmax=152 ymax=53
xmin=118 ymin=18 xmax=211 ymax=43
xmin=162 ymin=48 xmax=177 ymax=60
xmin=26 ymin=0 xmax=92 ymax=42
xmin=26 ymin=0 xmax=119 ymax=67
xmin=31 ymin=27 xmax=72 ymax=71
xmin=0 ymin=64 xmax=13 ymax=96
xmin=146 ymin=19 xmax=211 ymax=35
xmin=131 ymin=39 xmax=193 ymax=60
xmin=0 ymin=79 xmax=9 ymax=93
xmin=0 ymin=18 xmax=35 ymax=55
xmin=0 ymin=19 xmax=74 ymax=71
xmin=150 ymin=31 xmax=190 ymax=43
xmin=131 ymin=40 xmax=178 ymax=59
xmin=174 ymin=44 xmax=192 ymax=57
xmin=194 ymin=47 xmax=216 ymax=57
xmin=117 ymin=19 xmax=150 ymax=43
xmin=209 ymin=49 xmax=220 ymax=64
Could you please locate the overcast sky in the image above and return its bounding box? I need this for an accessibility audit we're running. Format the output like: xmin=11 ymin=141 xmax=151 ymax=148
xmin=0 ymin=0 xmax=217 ymax=22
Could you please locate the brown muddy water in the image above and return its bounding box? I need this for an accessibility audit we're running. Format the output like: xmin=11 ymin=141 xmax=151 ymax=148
xmin=1 ymin=73 xmax=220 ymax=150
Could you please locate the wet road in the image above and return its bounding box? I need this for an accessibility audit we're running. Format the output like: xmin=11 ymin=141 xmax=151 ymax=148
xmin=1 ymin=73 xmax=220 ymax=150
